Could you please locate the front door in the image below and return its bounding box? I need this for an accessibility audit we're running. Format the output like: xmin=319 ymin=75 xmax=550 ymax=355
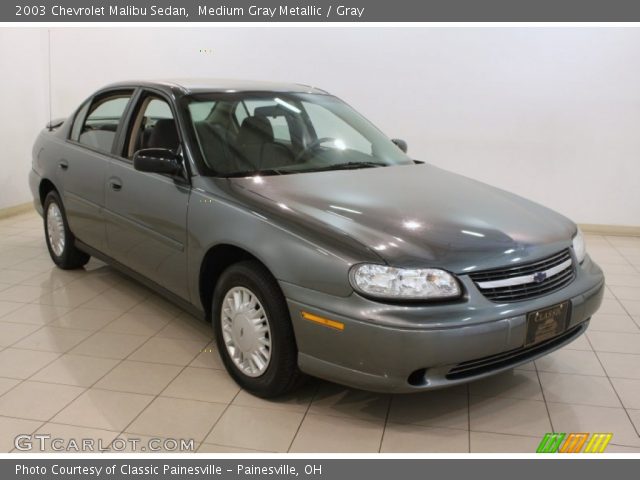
xmin=104 ymin=93 xmax=190 ymax=300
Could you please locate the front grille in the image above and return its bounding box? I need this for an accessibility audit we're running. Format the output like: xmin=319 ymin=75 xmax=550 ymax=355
xmin=469 ymin=249 xmax=575 ymax=302
xmin=446 ymin=323 xmax=585 ymax=380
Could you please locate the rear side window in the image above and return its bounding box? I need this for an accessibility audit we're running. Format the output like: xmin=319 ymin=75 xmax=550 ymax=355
xmin=70 ymin=101 xmax=90 ymax=141
xmin=77 ymin=92 xmax=133 ymax=153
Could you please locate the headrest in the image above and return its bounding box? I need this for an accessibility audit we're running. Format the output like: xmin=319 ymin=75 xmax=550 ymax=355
xmin=237 ymin=116 xmax=273 ymax=145
xmin=148 ymin=119 xmax=179 ymax=150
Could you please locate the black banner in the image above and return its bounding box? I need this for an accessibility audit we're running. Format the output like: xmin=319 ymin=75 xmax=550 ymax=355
xmin=5 ymin=459 xmax=640 ymax=480
xmin=5 ymin=0 xmax=640 ymax=22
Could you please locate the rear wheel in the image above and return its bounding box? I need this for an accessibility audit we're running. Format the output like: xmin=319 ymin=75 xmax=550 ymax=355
xmin=212 ymin=260 xmax=302 ymax=398
xmin=43 ymin=190 xmax=90 ymax=269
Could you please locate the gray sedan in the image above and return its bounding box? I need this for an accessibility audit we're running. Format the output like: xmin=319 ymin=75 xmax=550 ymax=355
xmin=29 ymin=79 xmax=604 ymax=397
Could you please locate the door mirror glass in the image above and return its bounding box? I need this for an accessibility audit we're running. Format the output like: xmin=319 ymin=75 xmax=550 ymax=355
xmin=391 ymin=138 xmax=408 ymax=153
xmin=133 ymin=148 xmax=182 ymax=175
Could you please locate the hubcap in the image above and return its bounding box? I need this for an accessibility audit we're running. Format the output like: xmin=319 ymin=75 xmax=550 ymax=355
xmin=221 ymin=286 xmax=272 ymax=377
xmin=46 ymin=202 xmax=65 ymax=257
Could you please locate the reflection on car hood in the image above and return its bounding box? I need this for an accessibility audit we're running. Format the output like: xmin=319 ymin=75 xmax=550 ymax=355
xmin=229 ymin=164 xmax=576 ymax=273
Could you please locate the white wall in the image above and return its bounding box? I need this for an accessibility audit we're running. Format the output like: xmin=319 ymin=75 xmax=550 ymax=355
xmin=4 ymin=27 xmax=640 ymax=226
xmin=0 ymin=29 xmax=49 ymax=210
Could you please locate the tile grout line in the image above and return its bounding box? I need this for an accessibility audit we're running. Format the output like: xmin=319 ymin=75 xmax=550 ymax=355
xmin=533 ymin=358 xmax=555 ymax=433
xmin=1 ymin=300 xmax=133 ymax=354
xmin=137 ymin=353 xmax=242 ymax=454
xmin=190 ymin=388 xmax=246 ymax=454
xmin=286 ymin=381 xmax=320 ymax=453
xmin=8 ymin=413 xmax=639 ymax=450
xmin=25 ymin=300 xmax=197 ymax=453
xmin=0 ymin=278 xmax=161 ymax=453
xmin=0 ymin=242 xmax=220 ymax=453
xmin=0 ymin=289 xmax=156 ymax=451
xmin=7 ymin=419 xmax=48 ymax=453
xmin=603 ymin=235 xmax=640 ymax=275
xmin=603 ymin=236 xmax=640 ymax=318
xmin=103 ymin=307 xmax=211 ymax=452
xmin=584 ymin=312 xmax=640 ymax=441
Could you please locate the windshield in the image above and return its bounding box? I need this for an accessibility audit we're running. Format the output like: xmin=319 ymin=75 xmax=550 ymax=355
xmin=186 ymin=92 xmax=413 ymax=176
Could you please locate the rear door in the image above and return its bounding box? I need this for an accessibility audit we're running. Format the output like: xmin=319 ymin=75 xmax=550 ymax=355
xmin=63 ymin=90 xmax=134 ymax=252
xmin=104 ymin=90 xmax=191 ymax=300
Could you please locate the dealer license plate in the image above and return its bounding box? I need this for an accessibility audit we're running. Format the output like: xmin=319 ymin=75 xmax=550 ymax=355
xmin=525 ymin=301 xmax=570 ymax=346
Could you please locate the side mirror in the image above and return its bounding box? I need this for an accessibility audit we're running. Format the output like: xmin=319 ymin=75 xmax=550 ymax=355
xmin=391 ymin=138 xmax=408 ymax=153
xmin=133 ymin=148 xmax=182 ymax=175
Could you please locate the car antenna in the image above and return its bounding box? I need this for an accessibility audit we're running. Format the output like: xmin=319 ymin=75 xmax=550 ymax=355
xmin=47 ymin=29 xmax=54 ymax=132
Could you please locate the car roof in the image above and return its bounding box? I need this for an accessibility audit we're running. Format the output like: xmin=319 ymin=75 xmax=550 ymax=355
xmin=103 ymin=79 xmax=329 ymax=95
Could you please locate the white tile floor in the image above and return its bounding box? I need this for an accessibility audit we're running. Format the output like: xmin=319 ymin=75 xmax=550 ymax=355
xmin=0 ymin=210 xmax=639 ymax=453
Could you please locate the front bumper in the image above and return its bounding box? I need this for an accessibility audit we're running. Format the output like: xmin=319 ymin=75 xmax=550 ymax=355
xmin=283 ymin=255 xmax=604 ymax=393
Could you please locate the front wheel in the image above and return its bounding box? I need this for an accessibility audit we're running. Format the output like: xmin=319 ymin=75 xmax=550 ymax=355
xmin=212 ymin=261 xmax=302 ymax=398
xmin=43 ymin=190 xmax=90 ymax=270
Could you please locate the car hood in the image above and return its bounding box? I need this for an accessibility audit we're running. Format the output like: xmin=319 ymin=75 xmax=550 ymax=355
xmin=227 ymin=164 xmax=576 ymax=273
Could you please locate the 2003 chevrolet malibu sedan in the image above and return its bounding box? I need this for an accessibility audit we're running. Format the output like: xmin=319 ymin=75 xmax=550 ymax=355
xmin=30 ymin=80 xmax=604 ymax=397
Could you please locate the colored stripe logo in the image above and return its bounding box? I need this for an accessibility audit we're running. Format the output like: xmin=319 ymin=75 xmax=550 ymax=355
xmin=537 ymin=433 xmax=612 ymax=453
xmin=584 ymin=433 xmax=614 ymax=453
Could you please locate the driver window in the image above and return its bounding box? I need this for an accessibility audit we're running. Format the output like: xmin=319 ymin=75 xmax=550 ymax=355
xmin=127 ymin=96 xmax=179 ymax=159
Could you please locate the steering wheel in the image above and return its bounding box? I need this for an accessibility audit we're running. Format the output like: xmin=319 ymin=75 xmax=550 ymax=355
xmin=294 ymin=137 xmax=339 ymax=162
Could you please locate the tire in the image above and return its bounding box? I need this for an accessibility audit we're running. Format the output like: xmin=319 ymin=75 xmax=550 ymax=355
xmin=43 ymin=190 xmax=90 ymax=270
xmin=212 ymin=260 xmax=302 ymax=398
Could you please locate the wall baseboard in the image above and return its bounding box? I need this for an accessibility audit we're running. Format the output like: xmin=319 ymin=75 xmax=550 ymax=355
xmin=0 ymin=202 xmax=34 ymax=220
xmin=579 ymin=223 xmax=640 ymax=237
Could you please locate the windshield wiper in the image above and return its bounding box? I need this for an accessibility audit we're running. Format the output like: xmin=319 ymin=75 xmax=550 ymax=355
xmin=302 ymin=161 xmax=387 ymax=173
xmin=221 ymin=162 xmax=386 ymax=177
xmin=221 ymin=168 xmax=287 ymax=178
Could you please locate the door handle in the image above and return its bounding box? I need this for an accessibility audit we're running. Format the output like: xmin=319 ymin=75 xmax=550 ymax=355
xmin=58 ymin=160 xmax=68 ymax=170
xmin=109 ymin=180 xmax=122 ymax=191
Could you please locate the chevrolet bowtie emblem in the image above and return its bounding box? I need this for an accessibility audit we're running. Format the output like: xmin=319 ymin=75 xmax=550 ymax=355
xmin=533 ymin=271 xmax=547 ymax=283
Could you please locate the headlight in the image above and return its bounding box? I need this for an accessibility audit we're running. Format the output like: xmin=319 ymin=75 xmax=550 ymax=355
xmin=572 ymin=228 xmax=586 ymax=263
xmin=349 ymin=264 xmax=461 ymax=300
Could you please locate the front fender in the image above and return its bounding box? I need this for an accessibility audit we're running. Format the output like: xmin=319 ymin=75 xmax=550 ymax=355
xmin=186 ymin=184 xmax=379 ymax=310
